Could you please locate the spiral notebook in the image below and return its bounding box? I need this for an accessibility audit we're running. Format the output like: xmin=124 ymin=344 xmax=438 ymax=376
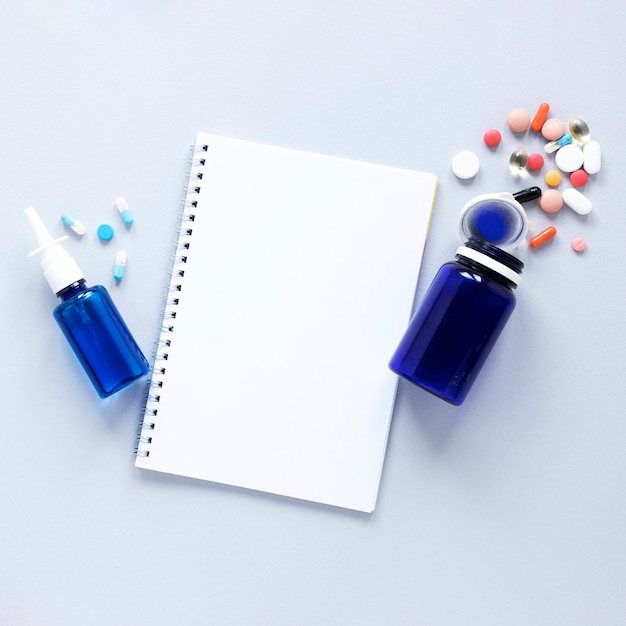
xmin=136 ymin=133 xmax=437 ymax=512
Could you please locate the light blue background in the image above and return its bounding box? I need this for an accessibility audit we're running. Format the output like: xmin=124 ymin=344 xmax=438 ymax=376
xmin=2 ymin=1 xmax=625 ymax=624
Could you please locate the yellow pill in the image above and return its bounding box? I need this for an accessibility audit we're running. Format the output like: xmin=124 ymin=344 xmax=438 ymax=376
xmin=545 ymin=169 xmax=561 ymax=187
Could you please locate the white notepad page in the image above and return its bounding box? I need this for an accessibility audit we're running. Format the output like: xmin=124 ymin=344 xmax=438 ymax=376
xmin=136 ymin=133 xmax=437 ymax=512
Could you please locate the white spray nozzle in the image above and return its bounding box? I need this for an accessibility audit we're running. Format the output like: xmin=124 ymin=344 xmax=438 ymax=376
xmin=25 ymin=205 xmax=69 ymax=256
xmin=25 ymin=206 xmax=84 ymax=294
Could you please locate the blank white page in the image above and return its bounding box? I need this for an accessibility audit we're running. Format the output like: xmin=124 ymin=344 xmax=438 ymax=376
xmin=136 ymin=133 xmax=437 ymax=512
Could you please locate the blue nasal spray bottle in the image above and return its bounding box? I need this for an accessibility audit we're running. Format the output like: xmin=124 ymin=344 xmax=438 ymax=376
xmin=25 ymin=206 xmax=149 ymax=398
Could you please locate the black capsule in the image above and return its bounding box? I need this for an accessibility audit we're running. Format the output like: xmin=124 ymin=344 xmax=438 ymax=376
xmin=513 ymin=186 xmax=542 ymax=204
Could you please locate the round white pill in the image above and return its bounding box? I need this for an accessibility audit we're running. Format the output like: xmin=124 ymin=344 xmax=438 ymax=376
xmin=451 ymin=151 xmax=480 ymax=179
xmin=583 ymin=140 xmax=601 ymax=174
xmin=555 ymin=144 xmax=584 ymax=173
xmin=562 ymin=187 xmax=592 ymax=215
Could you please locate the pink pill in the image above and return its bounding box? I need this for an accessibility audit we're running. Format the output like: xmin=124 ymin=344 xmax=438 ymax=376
xmin=570 ymin=169 xmax=589 ymax=188
xmin=507 ymin=108 xmax=531 ymax=133
xmin=541 ymin=118 xmax=566 ymax=140
xmin=572 ymin=237 xmax=587 ymax=252
xmin=483 ymin=129 xmax=502 ymax=147
xmin=527 ymin=153 xmax=544 ymax=171
xmin=539 ymin=189 xmax=564 ymax=213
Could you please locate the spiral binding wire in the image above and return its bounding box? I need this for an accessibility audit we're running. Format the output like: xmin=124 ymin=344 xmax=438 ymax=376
xmin=135 ymin=141 xmax=207 ymax=457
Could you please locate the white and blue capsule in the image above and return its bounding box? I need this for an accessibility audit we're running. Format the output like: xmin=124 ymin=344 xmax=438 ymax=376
xmin=60 ymin=212 xmax=86 ymax=236
xmin=544 ymin=132 xmax=573 ymax=154
xmin=113 ymin=250 xmax=127 ymax=281
xmin=115 ymin=197 xmax=134 ymax=226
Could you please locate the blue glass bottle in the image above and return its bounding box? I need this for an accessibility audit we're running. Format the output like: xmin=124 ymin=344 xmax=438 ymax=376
xmin=25 ymin=206 xmax=149 ymax=398
xmin=54 ymin=281 xmax=149 ymax=398
xmin=389 ymin=238 xmax=523 ymax=405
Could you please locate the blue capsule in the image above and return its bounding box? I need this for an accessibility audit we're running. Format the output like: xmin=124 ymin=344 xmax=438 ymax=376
xmin=60 ymin=212 xmax=86 ymax=235
xmin=115 ymin=197 xmax=134 ymax=226
xmin=544 ymin=132 xmax=573 ymax=154
xmin=113 ymin=250 xmax=127 ymax=281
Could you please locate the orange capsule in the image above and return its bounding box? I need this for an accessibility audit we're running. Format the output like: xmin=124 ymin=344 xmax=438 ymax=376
xmin=529 ymin=225 xmax=557 ymax=248
xmin=531 ymin=102 xmax=550 ymax=132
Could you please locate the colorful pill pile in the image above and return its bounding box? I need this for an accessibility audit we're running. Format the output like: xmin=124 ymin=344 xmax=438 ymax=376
xmin=451 ymin=102 xmax=601 ymax=255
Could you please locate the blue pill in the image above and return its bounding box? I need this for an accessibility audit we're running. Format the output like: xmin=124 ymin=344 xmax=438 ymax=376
xmin=97 ymin=223 xmax=115 ymax=241
xmin=115 ymin=197 xmax=134 ymax=226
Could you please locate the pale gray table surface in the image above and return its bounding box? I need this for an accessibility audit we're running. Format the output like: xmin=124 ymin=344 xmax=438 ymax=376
xmin=2 ymin=2 xmax=625 ymax=625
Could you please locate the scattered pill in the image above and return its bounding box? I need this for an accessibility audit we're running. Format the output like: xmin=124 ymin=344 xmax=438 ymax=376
xmin=569 ymin=117 xmax=591 ymax=143
xmin=60 ymin=212 xmax=86 ymax=236
xmin=115 ymin=196 xmax=134 ymax=226
xmin=97 ymin=223 xmax=115 ymax=241
xmin=527 ymin=153 xmax=544 ymax=171
xmin=483 ymin=129 xmax=502 ymax=147
xmin=507 ymin=108 xmax=531 ymax=133
xmin=570 ymin=169 xmax=589 ymax=188
xmin=508 ymin=146 xmax=528 ymax=174
xmin=555 ymin=144 xmax=584 ymax=173
xmin=541 ymin=118 xmax=566 ymax=141
xmin=562 ymin=188 xmax=592 ymax=215
xmin=531 ymin=103 xmax=550 ymax=132
xmin=451 ymin=151 xmax=480 ymax=179
xmin=529 ymin=226 xmax=557 ymax=248
xmin=583 ymin=140 xmax=601 ymax=174
xmin=113 ymin=250 xmax=127 ymax=281
xmin=539 ymin=189 xmax=563 ymax=213
xmin=571 ymin=237 xmax=587 ymax=252
xmin=545 ymin=170 xmax=562 ymax=187
xmin=544 ymin=132 xmax=573 ymax=154
xmin=513 ymin=186 xmax=542 ymax=203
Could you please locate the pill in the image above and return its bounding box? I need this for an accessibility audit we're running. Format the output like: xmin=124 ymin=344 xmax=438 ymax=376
xmin=513 ymin=186 xmax=542 ymax=203
xmin=569 ymin=117 xmax=591 ymax=143
xmin=545 ymin=170 xmax=562 ymax=187
xmin=531 ymin=102 xmax=550 ymax=132
xmin=451 ymin=151 xmax=480 ymax=179
xmin=541 ymin=118 xmax=565 ymax=141
xmin=562 ymin=188 xmax=592 ymax=215
xmin=583 ymin=140 xmax=601 ymax=174
xmin=555 ymin=144 xmax=584 ymax=173
xmin=539 ymin=189 xmax=563 ymax=213
xmin=571 ymin=237 xmax=587 ymax=252
xmin=507 ymin=108 xmax=531 ymax=133
xmin=97 ymin=223 xmax=115 ymax=241
xmin=483 ymin=129 xmax=502 ymax=147
xmin=527 ymin=153 xmax=544 ymax=171
xmin=60 ymin=212 xmax=86 ymax=236
xmin=115 ymin=196 xmax=134 ymax=226
xmin=113 ymin=250 xmax=127 ymax=281
xmin=544 ymin=132 xmax=573 ymax=154
xmin=529 ymin=226 xmax=557 ymax=248
xmin=508 ymin=146 xmax=528 ymax=174
xmin=570 ymin=169 xmax=589 ymax=188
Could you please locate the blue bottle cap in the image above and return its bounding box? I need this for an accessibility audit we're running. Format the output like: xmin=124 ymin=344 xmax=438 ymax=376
xmin=458 ymin=192 xmax=529 ymax=251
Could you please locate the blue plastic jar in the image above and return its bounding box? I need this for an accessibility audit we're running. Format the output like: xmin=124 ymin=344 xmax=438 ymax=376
xmin=389 ymin=238 xmax=523 ymax=405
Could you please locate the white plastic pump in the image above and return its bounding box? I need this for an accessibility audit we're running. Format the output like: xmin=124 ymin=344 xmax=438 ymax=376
xmin=25 ymin=206 xmax=85 ymax=295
